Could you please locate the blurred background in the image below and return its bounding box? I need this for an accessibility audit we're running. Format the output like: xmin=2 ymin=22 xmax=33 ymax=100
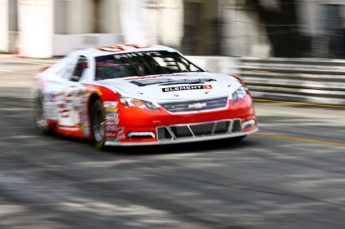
xmin=1 ymin=2 xmax=345 ymax=229
xmin=1 ymin=0 xmax=345 ymax=59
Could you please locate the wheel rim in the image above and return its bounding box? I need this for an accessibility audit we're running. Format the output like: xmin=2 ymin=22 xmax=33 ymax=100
xmin=93 ymin=107 xmax=105 ymax=142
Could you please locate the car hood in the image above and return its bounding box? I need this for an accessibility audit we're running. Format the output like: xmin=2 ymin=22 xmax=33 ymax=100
xmin=96 ymin=72 xmax=242 ymax=101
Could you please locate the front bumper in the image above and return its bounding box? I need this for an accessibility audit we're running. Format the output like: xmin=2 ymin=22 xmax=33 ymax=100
xmin=105 ymin=120 xmax=259 ymax=146
xmin=105 ymin=127 xmax=258 ymax=146
xmin=104 ymin=96 xmax=258 ymax=145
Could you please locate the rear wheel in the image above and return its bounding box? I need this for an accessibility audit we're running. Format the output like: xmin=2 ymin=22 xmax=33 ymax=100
xmin=33 ymin=92 xmax=51 ymax=134
xmin=90 ymin=100 xmax=106 ymax=149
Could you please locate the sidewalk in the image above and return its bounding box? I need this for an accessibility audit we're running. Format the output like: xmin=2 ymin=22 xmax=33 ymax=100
xmin=0 ymin=55 xmax=60 ymax=99
xmin=0 ymin=54 xmax=61 ymax=63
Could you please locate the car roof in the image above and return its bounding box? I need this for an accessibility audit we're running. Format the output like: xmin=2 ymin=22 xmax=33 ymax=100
xmin=73 ymin=44 xmax=179 ymax=58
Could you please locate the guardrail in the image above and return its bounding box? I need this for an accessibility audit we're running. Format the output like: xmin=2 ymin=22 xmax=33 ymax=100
xmin=237 ymin=57 xmax=345 ymax=105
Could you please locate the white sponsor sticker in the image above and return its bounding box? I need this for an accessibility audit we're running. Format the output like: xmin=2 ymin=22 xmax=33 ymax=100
xmin=106 ymin=125 xmax=117 ymax=131
xmin=106 ymin=119 xmax=119 ymax=125
xmin=104 ymin=102 xmax=118 ymax=108
xmin=106 ymin=113 xmax=118 ymax=119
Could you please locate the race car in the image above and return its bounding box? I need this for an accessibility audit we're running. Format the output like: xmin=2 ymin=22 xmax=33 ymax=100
xmin=32 ymin=44 xmax=258 ymax=149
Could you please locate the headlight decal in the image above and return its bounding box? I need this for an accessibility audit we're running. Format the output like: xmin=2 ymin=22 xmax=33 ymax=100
xmin=232 ymin=86 xmax=247 ymax=105
xmin=120 ymin=97 xmax=160 ymax=112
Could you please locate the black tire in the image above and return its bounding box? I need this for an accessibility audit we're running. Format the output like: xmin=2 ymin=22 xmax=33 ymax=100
xmin=231 ymin=136 xmax=246 ymax=142
xmin=33 ymin=92 xmax=51 ymax=135
xmin=90 ymin=100 xmax=106 ymax=150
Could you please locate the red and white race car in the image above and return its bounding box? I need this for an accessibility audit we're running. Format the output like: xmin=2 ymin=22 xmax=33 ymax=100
xmin=32 ymin=44 xmax=258 ymax=149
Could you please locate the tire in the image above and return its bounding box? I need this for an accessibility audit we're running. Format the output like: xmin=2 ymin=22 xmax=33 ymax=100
xmin=231 ymin=136 xmax=246 ymax=142
xmin=33 ymin=92 xmax=51 ymax=135
xmin=90 ymin=100 xmax=106 ymax=150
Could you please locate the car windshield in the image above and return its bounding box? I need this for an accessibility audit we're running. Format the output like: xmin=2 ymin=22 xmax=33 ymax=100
xmin=94 ymin=51 xmax=205 ymax=81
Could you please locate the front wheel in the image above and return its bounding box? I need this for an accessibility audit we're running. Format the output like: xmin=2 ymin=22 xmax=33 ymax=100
xmin=231 ymin=136 xmax=246 ymax=142
xmin=90 ymin=100 xmax=106 ymax=150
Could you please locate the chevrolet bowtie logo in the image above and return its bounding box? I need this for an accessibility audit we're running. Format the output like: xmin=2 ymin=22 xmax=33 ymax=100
xmin=188 ymin=103 xmax=207 ymax=109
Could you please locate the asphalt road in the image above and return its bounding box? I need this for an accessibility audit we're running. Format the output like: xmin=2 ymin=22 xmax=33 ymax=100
xmin=0 ymin=56 xmax=345 ymax=228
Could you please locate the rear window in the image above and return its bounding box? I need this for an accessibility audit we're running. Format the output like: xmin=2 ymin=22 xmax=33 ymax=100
xmin=94 ymin=51 xmax=204 ymax=81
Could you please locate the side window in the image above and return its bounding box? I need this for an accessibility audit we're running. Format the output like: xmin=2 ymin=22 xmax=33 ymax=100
xmin=54 ymin=55 xmax=75 ymax=79
xmin=62 ymin=61 xmax=77 ymax=80
xmin=70 ymin=56 xmax=88 ymax=82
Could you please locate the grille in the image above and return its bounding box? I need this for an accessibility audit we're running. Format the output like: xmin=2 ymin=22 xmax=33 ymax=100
xmin=157 ymin=119 xmax=242 ymax=140
xmin=159 ymin=96 xmax=228 ymax=113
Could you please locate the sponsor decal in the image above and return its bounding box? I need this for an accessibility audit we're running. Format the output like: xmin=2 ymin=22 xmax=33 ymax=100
xmin=64 ymin=89 xmax=87 ymax=99
xmin=130 ymin=78 xmax=215 ymax=87
xmin=104 ymin=103 xmax=120 ymax=136
xmin=162 ymin=84 xmax=212 ymax=92
xmin=79 ymin=95 xmax=90 ymax=136
xmin=61 ymin=110 xmax=70 ymax=118
xmin=106 ymin=125 xmax=117 ymax=131
xmin=106 ymin=127 xmax=125 ymax=142
xmin=44 ymin=92 xmax=56 ymax=102
xmin=105 ymin=107 xmax=118 ymax=113
xmin=78 ymin=125 xmax=84 ymax=131
xmin=106 ymin=119 xmax=119 ymax=125
xmin=104 ymin=101 xmax=118 ymax=108
xmin=97 ymin=45 xmax=125 ymax=52
xmin=106 ymin=112 xmax=118 ymax=119
xmin=126 ymin=74 xmax=187 ymax=81
xmin=106 ymin=132 xmax=117 ymax=137
xmin=106 ymin=138 xmax=118 ymax=142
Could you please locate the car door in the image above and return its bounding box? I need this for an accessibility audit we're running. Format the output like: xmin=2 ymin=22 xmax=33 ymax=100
xmin=39 ymin=53 xmax=78 ymax=124
xmin=54 ymin=55 xmax=90 ymax=129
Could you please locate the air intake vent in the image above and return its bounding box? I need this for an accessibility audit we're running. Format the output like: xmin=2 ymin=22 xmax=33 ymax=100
xmin=128 ymin=132 xmax=155 ymax=139
xmin=231 ymin=119 xmax=242 ymax=133
xmin=157 ymin=120 xmax=236 ymax=141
